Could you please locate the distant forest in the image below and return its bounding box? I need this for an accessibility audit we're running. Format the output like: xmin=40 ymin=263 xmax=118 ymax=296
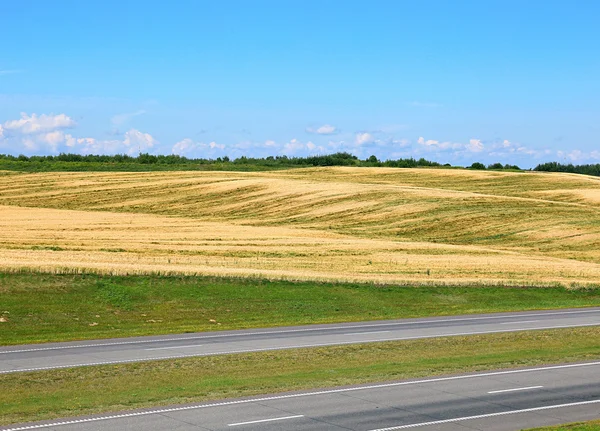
xmin=0 ymin=152 xmax=442 ymax=170
xmin=532 ymin=161 xmax=600 ymax=177
xmin=0 ymin=152 xmax=597 ymax=176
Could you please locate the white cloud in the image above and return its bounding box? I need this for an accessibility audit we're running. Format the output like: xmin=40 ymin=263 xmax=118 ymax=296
xmin=466 ymin=138 xmax=484 ymax=152
xmin=306 ymin=124 xmax=337 ymax=135
xmin=568 ymin=150 xmax=584 ymax=162
xmin=172 ymin=138 xmax=205 ymax=156
xmin=417 ymin=137 xmax=460 ymax=150
xmin=172 ymin=138 xmax=194 ymax=155
xmin=556 ymin=149 xmax=589 ymax=163
xmin=32 ymin=130 xmax=65 ymax=153
xmin=417 ymin=136 xmax=439 ymax=146
xmin=122 ymin=129 xmax=156 ymax=154
xmin=488 ymin=139 xmax=549 ymax=159
xmin=417 ymin=136 xmax=482 ymax=153
xmin=77 ymin=130 xmax=157 ymax=156
xmin=277 ymin=138 xmax=325 ymax=155
xmin=79 ymin=138 xmax=119 ymax=155
xmin=71 ymin=136 xmax=92 ymax=148
xmin=355 ymin=132 xmax=375 ymax=145
xmin=4 ymin=125 xmax=158 ymax=156
xmin=22 ymin=138 xmax=37 ymax=152
xmin=0 ymin=112 xmax=81 ymax=154
xmin=172 ymin=138 xmax=226 ymax=158
xmin=3 ymin=113 xmax=76 ymax=135
xmin=41 ymin=130 xmax=65 ymax=146
xmin=282 ymin=138 xmax=304 ymax=153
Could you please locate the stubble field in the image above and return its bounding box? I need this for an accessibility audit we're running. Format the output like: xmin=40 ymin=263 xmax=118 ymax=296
xmin=1 ymin=167 xmax=600 ymax=286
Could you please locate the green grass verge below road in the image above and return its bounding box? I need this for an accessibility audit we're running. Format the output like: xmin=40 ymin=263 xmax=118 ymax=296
xmin=524 ymin=420 xmax=600 ymax=430
xmin=1 ymin=273 xmax=600 ymax=345
xmin=2 ymin=327 xmax=600 ymax=425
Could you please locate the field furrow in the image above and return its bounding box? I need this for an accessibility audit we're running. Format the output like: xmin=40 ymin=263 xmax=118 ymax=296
xmin=1 ymin=167 xmax=600 ymax=285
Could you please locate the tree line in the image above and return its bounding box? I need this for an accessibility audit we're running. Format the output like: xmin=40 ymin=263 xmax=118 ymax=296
xmin=532 ymin=161 xmax=600 ymax=177
xmin=2 ymin=152 xmax=599 ymax=177
xmin=0 ymin=152 xmax=447 ymax=171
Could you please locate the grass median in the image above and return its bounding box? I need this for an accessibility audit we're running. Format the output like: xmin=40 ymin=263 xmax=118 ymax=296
xmin=2 ymin=326 xmax=600 ymax=426
xmin=2 ymin=273 xmax=600 ymax=344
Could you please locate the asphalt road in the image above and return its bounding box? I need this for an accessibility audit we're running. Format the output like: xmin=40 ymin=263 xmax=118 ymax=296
xmin=3 ymin=361 xmax=600 ymax=431
xmin=2 ymin=307 xmax=600 ymax=374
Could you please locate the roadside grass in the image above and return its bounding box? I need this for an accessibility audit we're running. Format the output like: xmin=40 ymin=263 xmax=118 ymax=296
xmin=2 ymin=273 xmax=600 ymax=345
xmin=525 ymin=421 xmax=600 ymax=430
xmin=1 ymin=327 xmax=600 ymax=426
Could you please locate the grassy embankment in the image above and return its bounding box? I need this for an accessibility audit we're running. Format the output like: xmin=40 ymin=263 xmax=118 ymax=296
xmin=1 ymin=273 xmax=600 ymax=345
xmin=526 ymin=421 xmax=600 ymax=430
xmin=2 ymin=327 xmax=599 ymax=425
xmin=1 ymin=167 xmax=600 ymax=285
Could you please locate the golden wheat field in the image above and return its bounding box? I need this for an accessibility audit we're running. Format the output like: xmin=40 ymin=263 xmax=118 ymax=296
xmin=1 ymin=167 xmax=600 ymax=285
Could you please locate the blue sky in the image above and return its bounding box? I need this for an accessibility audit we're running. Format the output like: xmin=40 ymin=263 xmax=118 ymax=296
xmin=1 ymin=0 xmax=599 ymax=167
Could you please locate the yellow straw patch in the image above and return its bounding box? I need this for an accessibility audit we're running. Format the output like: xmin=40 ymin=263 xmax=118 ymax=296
xmin=1 ymin=167 xmax=599 ymax=285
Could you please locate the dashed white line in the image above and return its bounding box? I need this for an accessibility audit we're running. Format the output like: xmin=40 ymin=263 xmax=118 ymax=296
xmin=228 ymin=415 xmax=304 ymax=427
xmin=144 ymin=344 xmax=203 ymax=351
xmin=367 ymin=399 xmax=600 ymax=430
xmin=488 ymin=385 xmax=543 ymax=394
xmin=3 ymin=322 xmax=600 ymax=374
xmin=1 ymin=361 xmax=599 ymax=431
xmin=2 ymin=308 xmax=598 ymax=354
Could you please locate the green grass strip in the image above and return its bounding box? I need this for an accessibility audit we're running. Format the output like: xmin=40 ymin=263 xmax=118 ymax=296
xmin=1 ymin=273 xmax=600 ymax=345
xmin=2 ymin=327 xmax=600 ymax=426
xmin=524 ymin=420 xmax=600 ymax=430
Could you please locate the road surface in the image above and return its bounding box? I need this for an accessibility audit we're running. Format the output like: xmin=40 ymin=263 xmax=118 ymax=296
xmin=2 ymin=361 xmax=600 ymax=430
xmin=1 ymin=307 xmax=599 ymax=373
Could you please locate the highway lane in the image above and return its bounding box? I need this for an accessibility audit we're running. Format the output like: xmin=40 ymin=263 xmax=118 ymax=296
xmin=1 ymin=307 xmax=599 ymax=373
xmin=2 ymin=361 xmax=600 ymax=430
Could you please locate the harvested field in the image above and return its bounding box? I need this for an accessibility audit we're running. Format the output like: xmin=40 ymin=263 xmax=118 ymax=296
xmin=1 ymin=167 xmax=600 ymax=285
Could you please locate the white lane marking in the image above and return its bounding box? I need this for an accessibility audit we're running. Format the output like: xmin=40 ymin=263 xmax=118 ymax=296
xmin=500 ymin=320 xmax=540 ymax=325
xmin=368 ymin=399 xmax=600 ymax=430
xmin=144 ymin=345 xmax=203 ymax=351
xmin=487 ymin=385 xmax=543 ymax=394
xmin=344 ymin=331 xmax=392 ymax=336
xmin=228 ymin=415 xmax=304 ymax=427
xmin=2 ymin=362 xmax=599 ymax=431
xmin=2 ymin=308 xmax=599 ymax=354
xmin=2 ymin=322 xmax=600 ymax=374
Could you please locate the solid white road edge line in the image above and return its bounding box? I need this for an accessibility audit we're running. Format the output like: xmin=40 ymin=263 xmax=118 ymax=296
xmin=2 ymin=322 xmax=599 ymax=374
xmin=368 ymin=399 xmax=600 ymax=430
xmin=2 ymin=361 xmax=600 ymax=431
xmin=487 ymin=385 xmax=543 ymax=394
xmin=228 ymin=415 xmax=304 ymax=427
xmin=2 ymin=308 xmax=599 ymax=354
